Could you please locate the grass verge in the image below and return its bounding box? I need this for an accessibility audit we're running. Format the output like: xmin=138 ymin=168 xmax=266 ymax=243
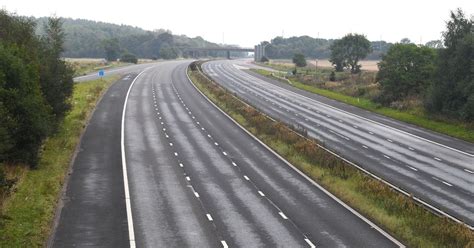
xmin=252 ymin=68 xmax=474 ymax=143
xmin=0 ymin=75 xmax=120 ymax=247
xmin=189 ymin=62 xmax=473 ymax=248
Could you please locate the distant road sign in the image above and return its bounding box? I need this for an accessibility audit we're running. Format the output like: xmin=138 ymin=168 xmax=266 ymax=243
xmin=98 ymin=69 xmax=105 ymax=77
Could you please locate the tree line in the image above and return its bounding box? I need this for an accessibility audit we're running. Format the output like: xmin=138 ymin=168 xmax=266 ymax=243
xmin=34 ymin=17 xmax=234 ymax=60
xmin=0 ymin=11 xmax=74 ymax=167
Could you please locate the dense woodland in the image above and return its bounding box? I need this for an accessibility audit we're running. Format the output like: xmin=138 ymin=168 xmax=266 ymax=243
xmin=34 ymin=17 xmax=225 ymax=59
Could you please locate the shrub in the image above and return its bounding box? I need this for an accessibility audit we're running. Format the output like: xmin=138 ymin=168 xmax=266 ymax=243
xmin=120 ymin=53 xmax=138 ymax=64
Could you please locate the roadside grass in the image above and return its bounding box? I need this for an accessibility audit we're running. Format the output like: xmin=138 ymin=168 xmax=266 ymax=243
xmin=252 ymin=68 xmax=474 ymax=143
xmin=188 ymin=62 xmax=474 ymax=248
xmin=66 ymin=58 xmax=130 ymax=77
xmin=0 ymin=75 xmax=120 ymax=247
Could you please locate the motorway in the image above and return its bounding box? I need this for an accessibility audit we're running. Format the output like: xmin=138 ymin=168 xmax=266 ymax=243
xmin=52 ymin=60 xmax=403 ymax=247
xmin=202 ymin=59 xmax=474 ymax=227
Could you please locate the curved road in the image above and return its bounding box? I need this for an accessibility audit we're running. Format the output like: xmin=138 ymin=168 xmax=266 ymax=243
xmin=52 ymin=60 xmax=403 ymax=247
xmin=202 ymin=59 xmax=474 ymax=227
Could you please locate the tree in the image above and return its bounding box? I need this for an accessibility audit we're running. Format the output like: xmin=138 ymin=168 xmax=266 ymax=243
xmin=400 ymin=38 xmax=412 ymax=44
xmin=330 ymin=33 xmax=372 ymax=73
xmin=426 ymin=9 xmax=473 ymax=120
xmin=329 ymin=39 xmax=346 ymax=71
xmin=120 ymin=53 xmax=138 ymax=64
xmin=102 ymin=38 xmax=121 ymax=61
xmin=39 ymin=17 xmax=74 ymax=120
xmin=159 ymin=43 xmax=178 ymax=59
xmin=292 ymin=53 xmax=307 ymax=67
xmin=376 ymin=44 xmax=437 ymax=104
xmin=425 ymin=40 xmax=443 ymax=49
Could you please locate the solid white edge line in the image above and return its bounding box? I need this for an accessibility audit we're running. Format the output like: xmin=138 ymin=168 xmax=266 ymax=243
xmin=121 ymin=67 xmax=153 ymax=247
xmin=186 ymin=64 xmax=408 ymax=245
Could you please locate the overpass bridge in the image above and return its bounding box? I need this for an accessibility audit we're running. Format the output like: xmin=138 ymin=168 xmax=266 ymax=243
xmin=184 ymin=47 xmax=254 ymax=59
xmin=185 ymin=43 xmax=268 ymax=61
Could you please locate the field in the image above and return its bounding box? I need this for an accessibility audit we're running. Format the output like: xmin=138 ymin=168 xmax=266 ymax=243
xmin=269 ymin=59 xmax=380 ymax=71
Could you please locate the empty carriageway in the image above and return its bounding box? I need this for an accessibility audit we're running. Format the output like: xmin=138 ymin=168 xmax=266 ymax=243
xmin=202 ymin=60 xmax=474 ymax=227
xmin=121 ymin=60 xmax=403 ymax=247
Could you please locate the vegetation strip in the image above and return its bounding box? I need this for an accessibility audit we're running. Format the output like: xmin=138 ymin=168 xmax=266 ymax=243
xmin=0 ymin=75 xmax=120 ymax=246
xmin=252 ymin=68 xmax=474 ymax=143
xmin=188 ymin=61 xmax=473 ymax=248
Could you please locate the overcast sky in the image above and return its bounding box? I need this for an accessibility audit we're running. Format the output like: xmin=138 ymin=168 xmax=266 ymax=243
xmin=2 ymin=0 xmax=473 ymax=47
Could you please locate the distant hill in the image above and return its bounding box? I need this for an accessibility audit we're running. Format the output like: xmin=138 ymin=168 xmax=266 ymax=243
xmin=34 ymin=17 xmax=222 ymax=58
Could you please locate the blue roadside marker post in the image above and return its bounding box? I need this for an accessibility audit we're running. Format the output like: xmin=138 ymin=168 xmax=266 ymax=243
xmin=98 ymin=69 xmax=105 ymax=80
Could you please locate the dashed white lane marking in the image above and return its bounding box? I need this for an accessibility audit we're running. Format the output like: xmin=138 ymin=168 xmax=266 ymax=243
xmin=432 ymin=176 xmax=453 ymax=187
xmin=160 ymin=122 xmax=164 ymax=125
xmin=165 ymin=134 xmax=169 ymax=138
xmin=387 ymin=139 xmax=393 ymax=143
xmin=464 ymin=168 xmax=474 ymax=174
xmin=258 ymin=191 xmax=265 ymax=196
xmin=201 ymin=127 xmax=205 ymax=130
xmin=408 ymin=147 xmax=415 ymax=151
xmin=214 ymin=142 xmax=219 ymax=146
xmin=278 ymin=212 xmax=288 ymax=220
xmin=408 ymin=166 xmax=418 ymax=171
xmin=194 ymin=192 xmax=200 ymax=198
xmin=383 ymin=154 xmax=391 ymax=159
xmin=174 ymin=152 xmax=178 ymax=157
xmin=369 ymin=131 xmax=374 ymax=135
xmin=196 ymin=121 xmax=200 ymax=125
xmin=179 ymin=163 xmax=183 ymax=168
xmin=243 ymin=175 xmax=250 ymax=181
xmin=305 ymin=238 xmax=316 ymax=248
xmin=434 ymin=157 xmax=442 ymax=161
xmin=206 ymin=214 xmax=213 ymax=221
xmin=221 ymin=240 xmax=229 ymax=248
xmin=222 ymin=151 xmax=228 ymax=156
xmin=207 ymin=134 xmax=212 ymax=138
xmin=362 ymin=145 xmax=368 ymax=149
xmin=163 ymin=128 xmax=166 ymax=131
xmin=232 ymin=162 xmax=237 ymax=166
xmin=169 ymin=143 xmax=173 ymax=146
xmin=186 ymin=176 xmax=190 ymax=181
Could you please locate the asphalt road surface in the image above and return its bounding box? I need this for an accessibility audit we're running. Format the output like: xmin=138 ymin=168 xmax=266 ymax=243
xmin=51 ymin=60 xmax=403 ymax=247
xmin=202 ymin=59 xmax=474 ymax=227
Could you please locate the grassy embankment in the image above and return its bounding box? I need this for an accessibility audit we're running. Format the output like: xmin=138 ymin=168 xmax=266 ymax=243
xmin=0 ymin=75 xmax=120 ymax=246
xmin=66 ymin=58 xmax=130 ymax=77
xmin=252 ymin=65 xmax=474 ymax=143
xmin=188 ymin=62 xmax=474 ymax=248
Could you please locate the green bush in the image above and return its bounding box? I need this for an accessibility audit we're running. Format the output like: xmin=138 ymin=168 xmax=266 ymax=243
xmin=120 ymin=53 xmax=138 ymax=64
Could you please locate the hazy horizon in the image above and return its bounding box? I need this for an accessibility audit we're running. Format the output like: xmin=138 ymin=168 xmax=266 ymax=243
xmin=2 ymin=0 xmax=473 ymax=47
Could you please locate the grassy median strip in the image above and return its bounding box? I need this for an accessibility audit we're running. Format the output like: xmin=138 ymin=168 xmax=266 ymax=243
xmin=0 ymin=75 xmax=120 ymax=247
xmin=188 ymin=62 xmax=473 ymax=248
xmin=252 ymin=68 xmax=474 ymax=143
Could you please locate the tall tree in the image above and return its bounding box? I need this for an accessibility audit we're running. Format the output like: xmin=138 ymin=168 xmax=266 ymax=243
xmin=377 ymin=44 xmax=437 ymax=104
xmin=330 ymin=34 xmax=372 ymax=73
xmin=102 ymin=38 xmax=121 ymax=61
xmin=39 ymin=17 xmax=74 ymax=120
xmin=426 ymin=9 xmax=473 ymax=120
